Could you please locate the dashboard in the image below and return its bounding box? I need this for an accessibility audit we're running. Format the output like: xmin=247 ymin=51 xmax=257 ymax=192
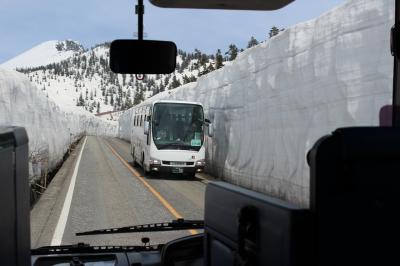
xmin=31 ymin=234 xmax=204 ymax=266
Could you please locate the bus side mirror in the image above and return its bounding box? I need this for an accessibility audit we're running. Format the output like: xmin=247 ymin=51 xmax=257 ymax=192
xmin=205 ymin=119 xmax=213 ymax=137
xmin=208 ymin=124 xmax=213 ymax=137
xmin=144 ymin=121 xmax=149 ymax=135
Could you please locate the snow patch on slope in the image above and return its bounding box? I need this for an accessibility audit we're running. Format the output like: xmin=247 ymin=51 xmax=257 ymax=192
xmin=119 ymin=0 xmax=394 ymax=207
xmin=1 ymin=40 xmax=83 ymax=70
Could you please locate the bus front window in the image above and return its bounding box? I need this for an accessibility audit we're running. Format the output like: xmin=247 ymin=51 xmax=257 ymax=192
xmin=152 ymin=103 xmax=204 ymax=151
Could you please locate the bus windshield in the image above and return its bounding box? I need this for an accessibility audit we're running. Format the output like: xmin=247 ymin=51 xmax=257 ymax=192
xmin=152 ymin=103 xmax=204 ymax=151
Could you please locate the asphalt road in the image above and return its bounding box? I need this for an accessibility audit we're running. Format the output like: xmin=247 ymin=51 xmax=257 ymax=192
xmin=31 ymin=136 xmax=206 ymax=248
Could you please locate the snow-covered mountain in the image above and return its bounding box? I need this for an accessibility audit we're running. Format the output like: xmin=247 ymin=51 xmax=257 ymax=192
xmin=1 ymin=40 xmax=84 ymax=70
xmin=8 ymin=41 xmax=222 ymax=119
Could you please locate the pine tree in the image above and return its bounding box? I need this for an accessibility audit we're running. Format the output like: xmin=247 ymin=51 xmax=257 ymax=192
xmin=78 ymin=93 xmax=85 ymax=106
xmin=159 ymin=84 xmax=165 ymax=92
xmin=139 ymin=87 xmax=145 ymax=102
xmin=269 ymin=26 xmax=280 ymax=38
xmin=189 ymin=75 xmax=197 ymax=82
xmin=226 ymin=44 xmax=239 ymax=61
xmin=194 ymin=49 xmax=202 ymax=60
xmin=215 ymin=49 xmax=224 ymax=69
xmin=125 ymin=97 xmax=133 ymax=109
xmin=122 ymin=74 xmax=126 ymax=86
xmin=200 ymin=54 xmax=208 ymax=66
xmin=183 ymin=75 xmax=190 ymax=84
xmin=247 ymin=36 xmax=259 ymax=48
xmin=97 ymin=102 xmax=100 ymax=113
xmin=133 ymin=87 xmax=141 ymax=105
xmin=164 ymin=76 xmax=170 ymax=87
xmin=170 ymin=76 xmax=181 ymax=89
xmin=116 ymin=95 xmax=121 ymax=108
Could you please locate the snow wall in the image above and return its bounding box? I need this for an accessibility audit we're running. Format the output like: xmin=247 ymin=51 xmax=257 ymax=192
xmin=119 ymin=0 xmax=394 ymax=207
xmin=0 ymin=68 xmax=118 ymax=181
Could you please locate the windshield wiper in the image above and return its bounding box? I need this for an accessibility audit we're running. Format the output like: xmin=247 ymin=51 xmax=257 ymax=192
xmin=157 ymin=142 xmax=197 ymax=150
xmin=158 ymin=141 xmax=184 ymax=147
xmin=76 ymin=219 xmax=204 ymax=236
xmin=158 ymin=143 xmax=184 ymax=149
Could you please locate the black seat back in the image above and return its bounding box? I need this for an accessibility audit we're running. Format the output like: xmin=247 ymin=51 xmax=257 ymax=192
xmin=0 ymin=127 xmax=30 ymax=266
xmin=204 ymin=182 xmax=311 ymax=266
xmin=308 ymin=127 xmax=400 ymax=265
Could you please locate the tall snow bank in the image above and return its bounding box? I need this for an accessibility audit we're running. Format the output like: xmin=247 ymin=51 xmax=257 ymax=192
xmin=0 ymin=67 xmax=117 ymax=181
xmin=119 ymin=0 xmax=394 ymax=207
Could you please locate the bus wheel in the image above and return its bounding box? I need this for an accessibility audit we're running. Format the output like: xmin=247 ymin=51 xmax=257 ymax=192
xmin=133 ymin=156 xmax=139 ymax=167
xmin=142 ymin=154 xmax=150 ymax=176
xmin=187 ymin=172 xmax=196 ymax=179
xmin=132 ymin=148 xmax=139 ymax=167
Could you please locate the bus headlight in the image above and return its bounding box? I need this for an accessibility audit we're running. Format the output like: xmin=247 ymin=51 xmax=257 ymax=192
xmin=195 ymin=159 xmax=205 ymax=167
xmin=149 ymin=158 xmax=161 ymax=165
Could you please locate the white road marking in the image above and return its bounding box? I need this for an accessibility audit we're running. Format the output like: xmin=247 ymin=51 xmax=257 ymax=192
xmin=50 ymin=137 xmax=87 ymax=246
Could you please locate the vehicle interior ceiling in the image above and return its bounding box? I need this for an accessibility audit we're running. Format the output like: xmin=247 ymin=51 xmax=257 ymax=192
xmin=1 ymin=0 xmax=399 ymax=265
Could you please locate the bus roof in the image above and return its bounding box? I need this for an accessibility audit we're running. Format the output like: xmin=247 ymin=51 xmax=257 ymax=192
xmin=153 ymin=99 xmax=203 ymax=106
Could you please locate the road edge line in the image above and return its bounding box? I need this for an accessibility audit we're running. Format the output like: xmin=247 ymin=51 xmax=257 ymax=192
xmin=50 ymin=136 xmax=87 ymax=245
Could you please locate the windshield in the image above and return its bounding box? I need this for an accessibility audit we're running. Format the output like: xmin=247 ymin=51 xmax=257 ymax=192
xmin=152 ymin=103 xmax=204 ymax=151
xmin=2 ymin=0 xmax=380 ymax=249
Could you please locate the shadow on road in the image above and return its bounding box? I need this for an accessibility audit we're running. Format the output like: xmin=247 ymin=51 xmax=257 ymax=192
xmin=128 ymin=161 xmax=201 ymax=182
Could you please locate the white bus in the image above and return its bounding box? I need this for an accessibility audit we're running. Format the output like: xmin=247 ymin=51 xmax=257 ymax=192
xmin=130 ymin=100 xmax=210 ymax=177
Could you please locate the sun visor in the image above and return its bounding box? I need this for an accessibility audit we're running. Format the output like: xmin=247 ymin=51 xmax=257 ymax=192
xmin=150 ymin=0 xmax=294 ymax=11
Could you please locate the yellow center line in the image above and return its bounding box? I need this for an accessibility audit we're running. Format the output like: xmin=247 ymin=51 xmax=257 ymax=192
xmin=105 ymin=141 xmax=198 ymax=235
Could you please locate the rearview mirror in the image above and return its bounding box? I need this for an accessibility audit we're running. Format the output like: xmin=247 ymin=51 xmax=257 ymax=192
xmin=208 ymin=124 xmax=213 ymax=137
xmin=110 ymin=40 xmax=177 ymax=74
xmin=205 ymin=119 xmax=213 ymax=137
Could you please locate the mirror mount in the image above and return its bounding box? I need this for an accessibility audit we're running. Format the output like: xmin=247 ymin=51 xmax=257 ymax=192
xmin=109 ymin=0 xmax=177 ymax=74
xmin=136 ymin=0 xmax=144 ymax=41
xmin=135 ymin=0 xmax=145 ymax=80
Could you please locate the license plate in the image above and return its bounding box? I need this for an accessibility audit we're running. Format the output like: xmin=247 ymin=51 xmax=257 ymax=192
xmin=172 ymin=161 xmax=185 ymax=166
xmin=172 ymin=167 xmax=184 ymax=174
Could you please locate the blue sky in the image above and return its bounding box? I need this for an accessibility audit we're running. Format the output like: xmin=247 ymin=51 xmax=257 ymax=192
xmin=0 ymin=0 xmax=345 ymax=63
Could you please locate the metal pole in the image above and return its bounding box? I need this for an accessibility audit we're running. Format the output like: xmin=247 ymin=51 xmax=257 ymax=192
xmin=136 ymin=0 xmax=144 ymax=41
xmin=392 ymin=0 xmax=400 ymax=126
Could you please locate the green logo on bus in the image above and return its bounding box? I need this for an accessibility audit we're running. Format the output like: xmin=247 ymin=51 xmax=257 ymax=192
xmin=191 ymin=139 xmax=201 ymax=146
